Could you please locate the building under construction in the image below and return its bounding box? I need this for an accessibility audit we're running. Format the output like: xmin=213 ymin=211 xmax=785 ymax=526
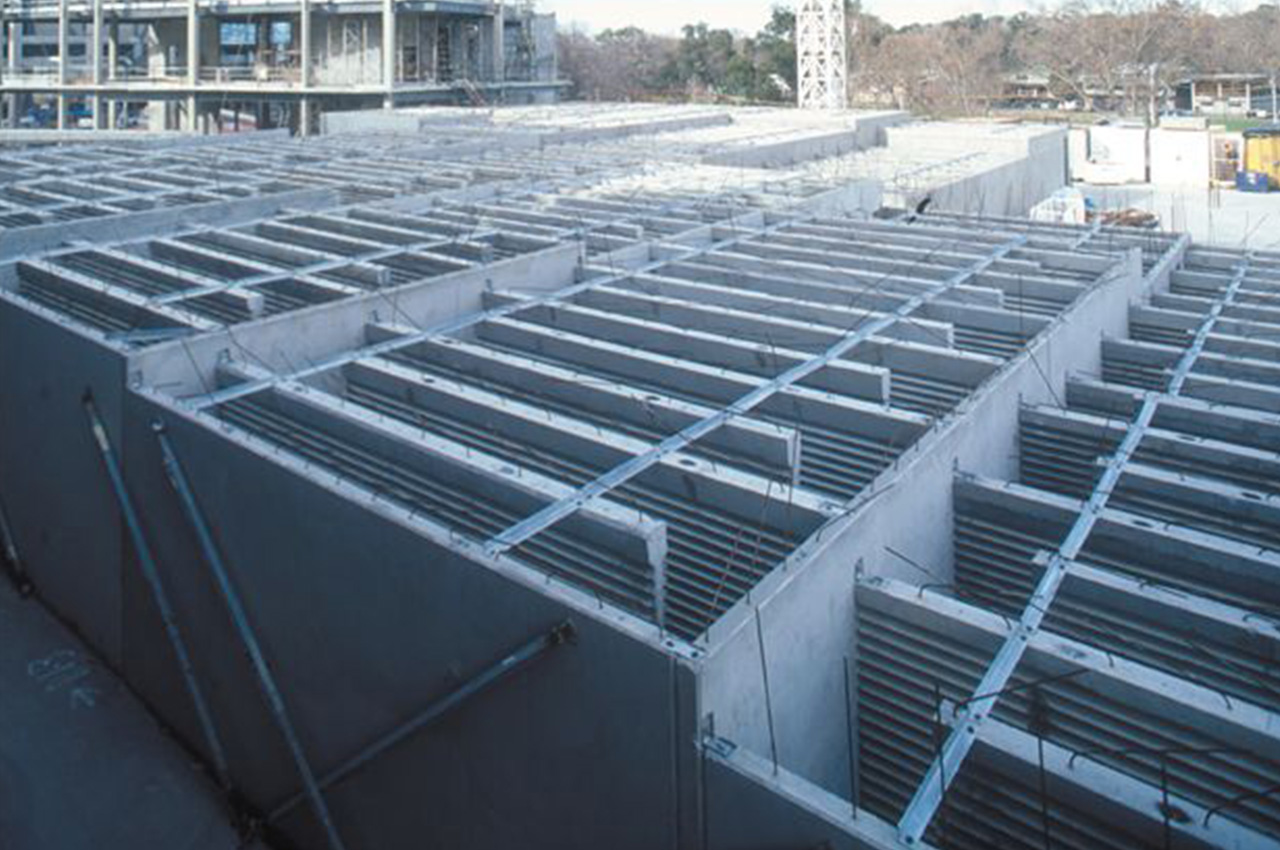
xmin=0 ymin=105 xmax=1277 ymax=850
xmin=0 ymin=0 xmax=560 ymax=133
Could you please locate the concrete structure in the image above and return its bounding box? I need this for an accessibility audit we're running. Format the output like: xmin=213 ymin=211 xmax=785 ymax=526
xmin=0 ymin=0 xmax=561 ymax=134
xmin=5 ymin=106 xmax=1271 ymax=850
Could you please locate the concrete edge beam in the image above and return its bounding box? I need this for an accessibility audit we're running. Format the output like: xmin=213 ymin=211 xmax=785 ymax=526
xmin=344 ymin=356 xmax=833 ymax=530
xmin=268 ymin=380 xmax=670 ymax=578
xmin=1183 ymin=373 xmax=1280 ymax=415
xmin=1058 ymin=558 xmax=1280 ymax=669
xmin=14 ymin=259 xmax=216 ymax=333
xmin=376 ymin=331 xmax=804 ymax=481
xmin=861 ymin=577 xmax=1280 ymax=766
xmin=967 ymin=711 xmax=1280 ymax=850
xmin=473 ymin=316 xmax=930 ymax=448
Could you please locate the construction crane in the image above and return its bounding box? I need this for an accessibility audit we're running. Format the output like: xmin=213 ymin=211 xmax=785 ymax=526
xmin=796 ymin=0 xmax=848 ymax=110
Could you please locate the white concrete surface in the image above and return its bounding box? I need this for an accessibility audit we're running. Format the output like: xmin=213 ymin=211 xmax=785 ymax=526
xmin=1083 ymin=182 xmax=1280 ymax=250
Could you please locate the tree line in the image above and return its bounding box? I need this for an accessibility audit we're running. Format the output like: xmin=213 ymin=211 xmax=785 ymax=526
xmin=557 ymin=1 xmax=1280 ymax=120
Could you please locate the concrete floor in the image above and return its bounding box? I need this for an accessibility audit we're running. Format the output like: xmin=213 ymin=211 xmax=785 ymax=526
xmin=1083 ymin=181 xmax=1280 ymax=250
xmin=0 ymin=577 xmax=249 ymax=850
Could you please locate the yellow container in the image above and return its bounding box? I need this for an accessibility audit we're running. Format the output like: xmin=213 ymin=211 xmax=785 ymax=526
xmin=1244 ymin=128 xmax=1280 ymax=188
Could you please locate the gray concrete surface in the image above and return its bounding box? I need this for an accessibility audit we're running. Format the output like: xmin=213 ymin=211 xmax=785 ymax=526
xmin=0 ymin=578 xmax=247 ymax=850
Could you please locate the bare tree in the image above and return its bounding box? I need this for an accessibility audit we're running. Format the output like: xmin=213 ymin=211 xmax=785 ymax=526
xmin=1015 ymin=0 xmax=1199 ymax=123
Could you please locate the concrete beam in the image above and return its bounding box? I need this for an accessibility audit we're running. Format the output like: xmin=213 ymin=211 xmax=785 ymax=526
xmin=486 ymin=296 xmax=896 ymax=402
xmin=16 ymin=260 xmax=217 ymax=334
xmin=147 ymin=238 xmax=281 ymax=280
xmin=1114 ymin=460 xmax=1280 ymax=529
xmin=186 ymin=229 xmax=332 ymax=269
xmin=368 ymin=332 xmax=803 ymax=481
xmin=764 ymin=229 xmax=986 ymax=270
xmin=287 ymin=213 xmax=446 ymax=247
xmin=655 ymin=259 xmax=1002 ymax=311
xmin=713 ymin=243 xmax=954 ymax=286
xmin=254 ymin=221 xmax=386 ymax=258
xmin=970 ymin=713 xmax=1280 ymax=850
xmin=342 ymin=356 xmax=832 ymax=530
xmin=848 ymin=337 xmax=1002 ymax=388
xmin=1182 ymin=372 xmax=1280 ymax=415
xmin=919 ymin=300 xmax=1050 ymax=339
xmin=473 ymin=316 xmax=930 ymax=447
xmin=1022 ymin=404 xmax=1280 ymax=487
xmin=958 ymin=474 xmax=1280 ymax=607
xmin=545 ymin=285 xmax=954 ymax=352
xmin=1058 ymin=558 xmax=1280 ymax=680
xmin=267 ymin=381 xmax=669 ymax=580
xmin=865 ymin=577 xmax=1280 ymax=768
xmin=1067 ymin=378 xmax=1280 ymax=453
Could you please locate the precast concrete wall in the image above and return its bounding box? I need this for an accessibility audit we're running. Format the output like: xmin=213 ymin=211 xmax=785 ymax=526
xmin=695 ymin=249 xmax=1148 ymax=798
xmin=0 ymin=187 xmax=340 ymax=260
xmin=0 ymin=240 xmax=577 ymax=670
xmin=116 ymin=392 xmax=703 ymax=850
xmin=1076 ymin=125 xmax=1148 ymax=184
xmin=1150 ymin=128 xmax=1213 ymax=188
xmin=703 ymin=744 xmax=902 ymax=850
xmin=0 ymin=297 xmax=131 ymax=663
xmin=919 ymin=152 xmax=1064 ymax=218
xmin=131 ymin=242 xmax=580 ymax=397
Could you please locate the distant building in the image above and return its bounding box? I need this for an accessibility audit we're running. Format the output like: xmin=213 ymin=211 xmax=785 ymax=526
xmin=1176 ymin=72 xmax=1278 ymax=117
xmin=1 ymin=0 xmax=563 ymax=134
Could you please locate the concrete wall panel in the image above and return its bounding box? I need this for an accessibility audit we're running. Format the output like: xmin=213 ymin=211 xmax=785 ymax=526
xmin=1150 ymin=128 xmax=1212 ymax=189
xmin=697 ymin=249 xmax=1147 ymax=797
xmin=117 ymin=391 xmax=702 ymax=850
xmin=0 ymin=297 xmax=129 ymax=663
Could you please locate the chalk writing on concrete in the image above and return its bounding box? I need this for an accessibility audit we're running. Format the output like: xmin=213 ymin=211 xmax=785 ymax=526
xmin=28 ymin=648 xmax=101 ymax=710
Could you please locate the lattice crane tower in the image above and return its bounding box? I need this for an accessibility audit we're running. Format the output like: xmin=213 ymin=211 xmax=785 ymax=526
xmin=796 ymin=0 xmax=849 ymax=110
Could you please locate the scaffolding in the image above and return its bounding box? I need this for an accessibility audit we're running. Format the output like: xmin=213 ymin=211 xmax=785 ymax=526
xmin=796 ymin=0 xmax=847 ymax=110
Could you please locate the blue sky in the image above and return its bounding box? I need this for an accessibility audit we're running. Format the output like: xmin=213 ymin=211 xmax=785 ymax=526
xmin=541 ymin=1 xmax=1038 ymax=32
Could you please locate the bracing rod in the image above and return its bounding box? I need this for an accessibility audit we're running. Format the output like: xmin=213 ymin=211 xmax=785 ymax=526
xmin=270 ymin=620 xmax=577 ymax=823
xmin=0 ymin=488 xmax=32 ymax=597
xmin=153 ymin=420 xmax=350 ymax=850
xmin=83 ymin=393 xmax=232 ymax=788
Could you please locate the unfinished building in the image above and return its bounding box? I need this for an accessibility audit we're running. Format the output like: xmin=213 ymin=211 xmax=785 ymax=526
xmin=0 ymin=0 xmax=559 ymax=133
xmin=0 ymin=106 xmax=1276 ymax=850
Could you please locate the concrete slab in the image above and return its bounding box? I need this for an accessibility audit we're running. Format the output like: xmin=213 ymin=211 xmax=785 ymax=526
xmin=0 ymin=579 xmax=246 ymax=850
xmin=1083 ymin=182 xmax=1280 ymax=250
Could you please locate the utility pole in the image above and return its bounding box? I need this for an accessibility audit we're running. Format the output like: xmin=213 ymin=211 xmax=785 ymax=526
xmin=1271 ymin=70 xmax=1277 ymax=126
xmin=382 ymin=0 xmax=395 ymax=108
xmin=796 ymin=0 xmax=847 ymax=110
